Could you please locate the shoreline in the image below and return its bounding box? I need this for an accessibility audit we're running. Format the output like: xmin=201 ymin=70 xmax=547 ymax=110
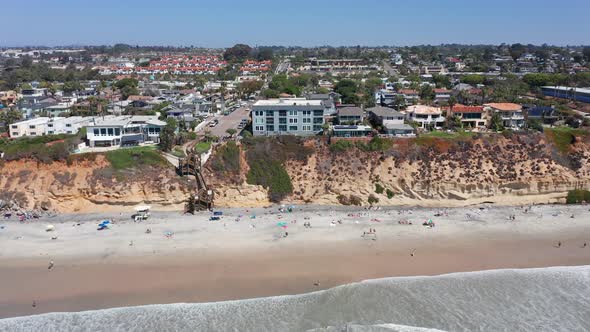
xmin=1 ymin=204 xmax=589 ymax=319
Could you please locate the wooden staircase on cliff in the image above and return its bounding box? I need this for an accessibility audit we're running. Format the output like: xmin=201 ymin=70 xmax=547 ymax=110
xmin=177 ymin=147 xmax=214 ymax=212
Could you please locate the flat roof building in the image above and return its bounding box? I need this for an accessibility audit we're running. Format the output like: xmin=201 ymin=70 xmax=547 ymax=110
xmin=252 ymin=98 xmax=325 ymax=136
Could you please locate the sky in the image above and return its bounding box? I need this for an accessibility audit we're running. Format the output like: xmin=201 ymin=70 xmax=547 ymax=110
xmin=3 ymin=0 xmax=589 ymax=47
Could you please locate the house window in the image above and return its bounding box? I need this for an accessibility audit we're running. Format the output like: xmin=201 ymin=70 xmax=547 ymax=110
xmin=29 ymin=125 xmax=36 ymax=129
xmin=289 ymin=125 xmax=298 ymax=131
xmin=115 ymin=128 xmax=121 ymax=136
xmin=288 ymin=110 xmax=297 ymax=116
xmin=302 ymin=125 xmax=312 ymax=131
xmin=66 ymin=124 xmax=71 ymax=127
xmin=11 ymin=125 xmax=17 ymax=129
xmin=302 ymin=118 xmax=311 ymax=123
xmin=94 ymin=128 xmax=99 ymax=135
xmin=289 ymin=118 xmax=298 ymax=124
xmin=255 ymin=111 xmax=264 ymax=116
xmin=313 ymin=125 xmax=322 ymax=131
xmin=266 ymin=110 xmax=274 ymax=116
xmin=255 ymin=118 xmax=264 ymax=124
xmin=66 ymin=131 xmax=72 ymax=134
xmin=313 ymin=118 xmax=323 ymax=124
xmin=266 ymin=125 xmax=275 ymax=131
xmin=279 ymin=110 xmax=287 ymax=116
xmin=48 ymin=124 xmax=53 ymax=127
xmin=279 ymin=118 xmax=287 ymax=124
xmin=100 ymin=128 xmax=106 ymax=136
xmin=313 ymin=110 xmax=323 ymax=116
xmin=12 ymin=132 xmax=18 ymax=136
xmin=108 ymin=128 xmax=114 ymax=136
xmin=30 ymin=132 xmax=36 ymax=136
xmin=302 ymin=110 xmax=311 ymax=116
xmin=255 ymin=125 xmax=264 ymax=131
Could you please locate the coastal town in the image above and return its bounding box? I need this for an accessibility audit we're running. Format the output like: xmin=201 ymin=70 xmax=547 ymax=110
xmin=1 ymin=43 xmax=590 ymax=329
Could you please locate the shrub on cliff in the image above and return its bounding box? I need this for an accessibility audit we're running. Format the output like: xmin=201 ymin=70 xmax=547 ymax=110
xmin=386 ymin=188 xmax=394 ymax=199
xmin=246 ymin=159 xmax=293 ymax=202
xmin=368 ymin=194 xmax=379 ymax=205
xmin=210 ymin=141 xmax=240 ymax=174
xmin=566 ymin=189 xmax=590 ymax=204
xmin=375 ymin=183 xmax=384 ymax=194
xmin=0 ymin=134 xmax=79 ymax=163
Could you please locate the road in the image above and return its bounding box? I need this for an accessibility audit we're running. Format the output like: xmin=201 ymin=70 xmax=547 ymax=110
xmin=382 ymin=60 xmax=398 ymax=76
xmin=197 ymin=104 xmax=251 ymax=138
xmin=275 ymin=58 xmax=290 ymax=74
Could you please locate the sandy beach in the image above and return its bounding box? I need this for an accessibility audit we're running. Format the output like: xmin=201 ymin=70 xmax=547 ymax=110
xmin=1 ymin=204 xmax=589 ymax=319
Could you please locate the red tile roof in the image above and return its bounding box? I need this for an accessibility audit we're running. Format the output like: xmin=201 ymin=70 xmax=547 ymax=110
xmin=443 ymin=104 xmax=484 ymax=113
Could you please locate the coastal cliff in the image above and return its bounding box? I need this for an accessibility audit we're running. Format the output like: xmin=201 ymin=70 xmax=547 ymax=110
xmin=206 ymin=131 xmax=590 ymax=207
xmin=1 ymin=131 xmax=589 ymax=213
xmin=0 ymin=155 xmax=191 ymax=213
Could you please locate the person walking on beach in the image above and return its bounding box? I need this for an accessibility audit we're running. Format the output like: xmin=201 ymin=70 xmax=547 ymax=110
xmin=556 ymin=241 xmax=561 ymax=248
xmin=582 ymin=242 xmax=587 ymax=248
xmin=48 ymin=260 xmax=54 ymax=270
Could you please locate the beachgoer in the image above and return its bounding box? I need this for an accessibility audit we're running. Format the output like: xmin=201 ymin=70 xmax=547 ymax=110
xmin=32 ymin=301 xmax=36 ymax=308
xmin=411 ymin=249 xmax=416 ymax=257
xmin=48 ymin=260 xmax=54 ymax=270
xmin=583 ymin=242 xmax=587 ymax=248
xmin=313 ymin=281 xmax=320 ymax=287
xmin=557 ymin=241 xmax=561 ymax=248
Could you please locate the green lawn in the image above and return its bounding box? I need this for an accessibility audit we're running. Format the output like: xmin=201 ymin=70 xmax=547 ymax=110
xmin=105 ymin=146 xmax=167 ymax=170
xmin=172 ymin=147 xmax=186 ymax=158
xmin=419 ymin=130 xmax=475 ymax=139
xmin=195 ymin=141 xmax=212 ymax=154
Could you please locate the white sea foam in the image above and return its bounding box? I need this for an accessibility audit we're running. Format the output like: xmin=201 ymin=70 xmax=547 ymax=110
xmin=1 ymin=266 xmax=589 ymax=332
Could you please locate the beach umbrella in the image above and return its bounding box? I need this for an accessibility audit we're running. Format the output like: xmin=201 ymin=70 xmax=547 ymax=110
xmin=45 ymin=225 xmax=55 ymax=232
xmin=276 ymin=222 xmax=288 ymax=227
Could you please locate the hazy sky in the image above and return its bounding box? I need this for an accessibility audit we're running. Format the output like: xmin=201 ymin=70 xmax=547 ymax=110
xmin=4 ymin=0 xmax=589 ymax=47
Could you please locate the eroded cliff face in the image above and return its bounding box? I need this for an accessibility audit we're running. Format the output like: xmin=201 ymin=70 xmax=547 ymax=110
xmin=2 ymin=133 xmax=589 ymax=213
xmin=0 ymin=155 xmax=191 ymax=213
xmin=207 ymin=133 xmax=590 ymax=207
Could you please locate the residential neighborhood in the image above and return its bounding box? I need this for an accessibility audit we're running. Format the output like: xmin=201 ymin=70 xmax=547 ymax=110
xmin=1 ymin=43 xmax=589 ymax=153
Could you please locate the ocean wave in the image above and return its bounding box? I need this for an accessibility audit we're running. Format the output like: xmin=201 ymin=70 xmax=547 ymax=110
xmin=1 ymin=266 xmax=589 ymax=332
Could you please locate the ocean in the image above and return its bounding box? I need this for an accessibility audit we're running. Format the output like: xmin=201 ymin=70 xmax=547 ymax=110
xmin=1 ymin=266 xmax=589 ymax=331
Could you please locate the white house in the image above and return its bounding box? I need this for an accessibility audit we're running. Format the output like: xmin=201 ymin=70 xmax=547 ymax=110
xmin=86 ymin=115 xmax=166 ymax=148
xmin=484 ymin=103 xmax=524 ymax=128
xmin=404 ymin=105 xmax=445 ymax=130
xmin=9 ymin=117 xmax=50 ymax=138
xmin=46 ymin=116 xmax=94 ymax=135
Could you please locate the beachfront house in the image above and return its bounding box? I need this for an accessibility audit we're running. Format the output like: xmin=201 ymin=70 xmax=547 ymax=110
xmin=484 ymin=103 xmax=524 ymax=129
xmin=367 ymin=106 xmax=414 ymax=136
xmin=252 ymin=98 xmax=325 ymax=136
xmin=443 ymin=104 xmax=487 ymax=129
xmin=86 ymin=115 xmax=166 ymax=147
xmin=337 ymin=106 xmax=364 ymax=125
xmin=331 ymin=125 xmax=373 ymax=137
xmin=404 ymin=105 xmax=445 ymax=130
xmin=9 ymin=117 xmax=50 ymax=138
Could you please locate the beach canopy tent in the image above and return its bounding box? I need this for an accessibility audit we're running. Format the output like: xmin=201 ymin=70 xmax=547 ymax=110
xmin=135 ymin=206 xmax=151 ymax=212
xmin=213 ymin=211 xmax=223 ymax=216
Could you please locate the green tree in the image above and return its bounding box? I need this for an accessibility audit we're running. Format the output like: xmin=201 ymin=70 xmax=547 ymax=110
xmin=461 ymin=74 xmax=485 ymax=86
xmin=226 ymin=128 xmax=237 ymax=136
xmin=223 ymin=44 xmax=252 ymax=62
xmin=159 ymin=118 xmax=177 ymax=152
xmin=489 ymin=113 xmax=504 ymax=132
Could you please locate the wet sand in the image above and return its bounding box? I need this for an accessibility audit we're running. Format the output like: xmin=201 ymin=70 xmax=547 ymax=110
xmin=1 ymin=205 xmax=589 ymax=318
